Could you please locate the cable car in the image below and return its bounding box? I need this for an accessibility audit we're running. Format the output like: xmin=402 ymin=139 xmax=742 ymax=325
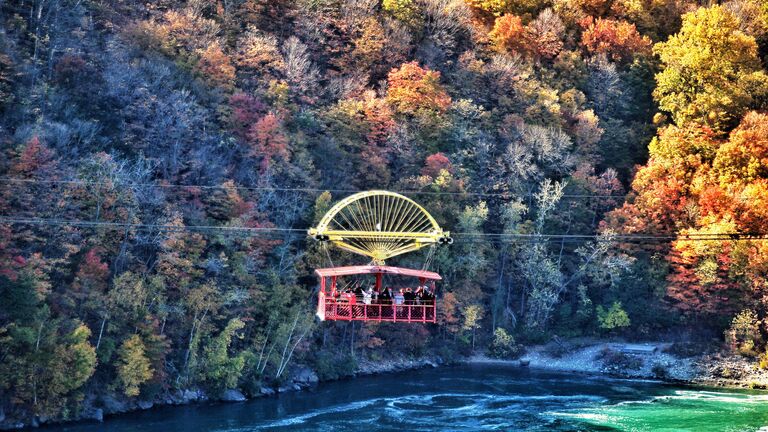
xmin=308 ymin=191 xmax=452 ymax=323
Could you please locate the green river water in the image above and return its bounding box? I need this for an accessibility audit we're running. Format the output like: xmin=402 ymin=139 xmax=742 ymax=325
xmin=43 ymin=364 xmax=768 ymax=431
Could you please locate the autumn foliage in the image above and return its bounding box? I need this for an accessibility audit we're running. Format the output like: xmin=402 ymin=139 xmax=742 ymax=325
xmin=489 ymin=15 xmax=527 ymax=54
xmin=422 ymin=153 xmax=453 ymax=178
xmin=490 ymin=11 xmax=564 ymax=60
xmin=602 ymin=5 xmax=768 ymax=327
xmin=5 ymin=0 xmax=768 ymax=425
xmin=386 ymin=62 xmax=451 ymax=115
xmin=247 ymin=112 xmax=290 ymax=167
xmin=607 ymin=112 xmax=768 ymax=321
xmin=580 ymin=17 xmax=652 ymax=63
xmin=653 ymin=5 xmax=768 ymax=131
xmin=10 ymin=136 xmax=55 ymax=178
xmin=196 ymin=43 xmax=236 ymax=88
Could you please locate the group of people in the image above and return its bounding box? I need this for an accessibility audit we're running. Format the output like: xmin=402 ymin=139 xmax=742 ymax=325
xmin=333 ymin=284 xmax=435 ymax=307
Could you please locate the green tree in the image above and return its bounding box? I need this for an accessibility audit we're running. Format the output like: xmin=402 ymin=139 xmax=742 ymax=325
xmin=456 ymin=201 xmax=490 ymax=281
xmin=653 ymin=5 xmax=768 ymax=131
xmin=488 ymin=328 xmax=520 ymax=358
xmin=199 ymin=318 xmax=247 ymax=392
xmin=465 ymin=0 xmax=543 ymax=17
xmin=62 ymin=325 xmax=98 ymax=393
xmin=462 ymin=304 xmax=485 ymax=350
xmin=465 ymin=0 xmax=511 ymax=17
xmin=727 ymin=309 xmax=762 ymax=356
xmin=1 ymin=322 xmax=97 ymax=417
xmin=382 ymin=0 xmax=423 ymax=28
xmin=116 ymin=335 xmax=154 ymax=397
xmin=597 ymin=301 xmax=631 ymax=330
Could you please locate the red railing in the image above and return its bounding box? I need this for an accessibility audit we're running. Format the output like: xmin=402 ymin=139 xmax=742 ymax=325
xmin=318 ymin=297 xmax=436 ymax=323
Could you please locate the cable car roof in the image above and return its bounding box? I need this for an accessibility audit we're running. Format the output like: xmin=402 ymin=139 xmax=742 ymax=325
xmin=314 ymin=265 xmax=442 ymax=280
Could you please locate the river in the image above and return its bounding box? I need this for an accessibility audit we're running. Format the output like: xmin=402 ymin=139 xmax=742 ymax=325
xmin=45 ymin=364 xmax=768 ymax=432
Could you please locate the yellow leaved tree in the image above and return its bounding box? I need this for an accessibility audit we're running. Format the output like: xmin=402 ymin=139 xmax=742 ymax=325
xmin=653 ymin=5 xmax=768 ymax=132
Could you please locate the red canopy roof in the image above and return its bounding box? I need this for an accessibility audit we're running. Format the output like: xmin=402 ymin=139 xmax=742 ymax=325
xmin=314 ymin=265 xmax=442 ymax=280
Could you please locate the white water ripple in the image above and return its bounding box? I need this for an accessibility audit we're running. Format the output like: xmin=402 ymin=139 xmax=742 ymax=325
xmin=250 ymin=392 xmax=608 ymax=431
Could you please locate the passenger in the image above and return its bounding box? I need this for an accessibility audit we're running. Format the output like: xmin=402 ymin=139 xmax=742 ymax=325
xmin=354 ymin=283 xmax=364 ymax=299
xmin=379 ymin=287 xmax=393 ymax=318
xmin=394 ymin=289 xmax=405 ymax=307
xmin=395 ymin=288 xmax=405 ymax=314
xmin=422 ymin=286 xmax=435 ymax=305
xmin=379 ymin=287 xmax=392 ymax=305
xmin=414 ymin=286 xmax=423 ymax=304
xmin=404 ymin=287 xmax=416 ymax=305
xmin=363 ymin=287 xmax=372 ymax=305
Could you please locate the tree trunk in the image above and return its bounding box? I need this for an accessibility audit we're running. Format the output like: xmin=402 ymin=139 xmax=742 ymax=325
xmin=184 ymin=308 xmax=208 ymax=378
xmin=276 ymin=323 xmax=311 ymax=379
xmin=35 ymin=319 xmax=45 ymax=352
xmin=276 ymin=311 xmax=310 ymax=379
xmin=275 ymin=312 xmax=300 ymax=378
xmin=96 ymin=315 xmax=107 ymax=350
xmin=256 ymin=326 xmax=272 ymax=373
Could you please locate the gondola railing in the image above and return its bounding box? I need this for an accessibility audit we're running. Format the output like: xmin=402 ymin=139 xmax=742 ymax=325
xmin=319 ymin=298 xmax=436 ymax=323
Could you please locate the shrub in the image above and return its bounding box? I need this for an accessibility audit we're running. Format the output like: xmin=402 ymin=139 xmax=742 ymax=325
xmin=520 ymin=327 xmax=551 ymax=345
xmin=739 ymin=339 xmax=759 ymax=357
xmin=596 ymin=347 xmax=643 ymax=372
xmin=760 ymin=351 xmax=768 ymax=370
xmin=543 ymin=340 xmax=581 ymax=358
xmin=597 ymin=301 xmax=631 ymax=331
xmin=727 ymin=309 xmax=762 ymax=357
xmin=663 ymin=341 xmax=711 ymax=358
xmin=313 ymin=352 xmax=357 ymax=381
xmin=651 ymin=362 xmax=669 ymax=379
xmin=488 ymin=328 xmax=524 ymax=359
xmin=719 ymin=367 xmax=741 ymax=379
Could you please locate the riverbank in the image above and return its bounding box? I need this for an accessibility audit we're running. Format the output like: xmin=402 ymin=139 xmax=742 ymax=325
xmin=6 ymin=339 xmax=768 ymax=430
xmin=29 ymin=362 xmax=768 ymax=432
xmin=0 ymin=356 xmax=444 ymax=430
xmin=468 ymin=339 xmax=696 ymax=381
xmin=468 ymin=338 xmax=768 ymax=390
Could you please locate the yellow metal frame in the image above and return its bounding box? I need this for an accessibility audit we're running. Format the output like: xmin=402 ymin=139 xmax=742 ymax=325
xmin=308 ymin=190 xmax=449 ymax=263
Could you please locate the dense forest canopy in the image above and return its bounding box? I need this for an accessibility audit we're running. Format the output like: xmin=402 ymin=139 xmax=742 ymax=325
xmin=1 ymin=0 xmax=768 ymax=424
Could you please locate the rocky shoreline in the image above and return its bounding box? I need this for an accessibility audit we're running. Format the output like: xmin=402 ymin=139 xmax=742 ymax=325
xmin=468 ymin=339 xmax=768 ymax=390
xmin=1 ymin=357 xmax=444 ymax=430
xmin=6 ymin=340 xmax=768 ymax=430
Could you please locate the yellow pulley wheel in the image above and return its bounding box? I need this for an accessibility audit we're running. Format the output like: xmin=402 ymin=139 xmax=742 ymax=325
xmin=308 ymin=190 xmax=451 ymax=264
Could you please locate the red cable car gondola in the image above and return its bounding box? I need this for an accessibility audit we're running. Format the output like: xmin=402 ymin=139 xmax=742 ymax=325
xmin=308 ymin=191 xmax=452 ymax=324
xmin=315 ymin=265 xmax=441 ymax=323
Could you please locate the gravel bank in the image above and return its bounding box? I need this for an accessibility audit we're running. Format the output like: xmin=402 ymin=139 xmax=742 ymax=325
xmin=467 ymin=340 xmax=698 ymax=382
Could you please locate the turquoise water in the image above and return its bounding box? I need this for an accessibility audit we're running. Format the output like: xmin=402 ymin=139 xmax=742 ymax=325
xmin=46 ymin=365 xmax=768 ymax=431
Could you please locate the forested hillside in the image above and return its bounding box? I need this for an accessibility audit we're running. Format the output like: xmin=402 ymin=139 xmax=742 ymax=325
xmin=1 ymin=0 xmax=768 ymax=426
